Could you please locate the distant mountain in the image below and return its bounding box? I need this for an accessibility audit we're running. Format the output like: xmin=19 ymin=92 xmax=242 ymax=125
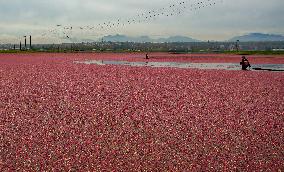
xmin=103 ymin=34 xmax=131 ymax=42
xmin=157 ymin=36 xmax=200 ymax=43
xmin=102 ymin=34 xmax=200 ymax=43
xmin=229 ymin=33 xmax=284 ymax=42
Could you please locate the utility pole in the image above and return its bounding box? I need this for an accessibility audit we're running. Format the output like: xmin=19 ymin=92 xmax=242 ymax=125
xmin=20 ymin=41 xmax=22 ymax=51
xmin=236 ymin=40 xmax=240 ymax=52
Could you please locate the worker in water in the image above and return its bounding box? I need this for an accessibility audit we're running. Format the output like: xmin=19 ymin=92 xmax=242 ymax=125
xmin=146 ymin=53 xmax=149 ymax=59
xmin=240 ymin=56 xmax=251 ymax=70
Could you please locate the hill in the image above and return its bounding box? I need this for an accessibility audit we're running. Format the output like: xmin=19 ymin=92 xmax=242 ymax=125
xmin=229 ymin=33 xmax=284 ymax=42
xmin=102 ymin=34 xmax=200 ymax=43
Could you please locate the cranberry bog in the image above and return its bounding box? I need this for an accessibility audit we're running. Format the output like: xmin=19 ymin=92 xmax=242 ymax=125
xmin=1 ymin=53 xmax=283 ymax=171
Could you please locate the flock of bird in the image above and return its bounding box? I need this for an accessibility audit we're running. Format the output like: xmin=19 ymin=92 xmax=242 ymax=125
xmin=39 ymin=0 xmax=221 ymax=41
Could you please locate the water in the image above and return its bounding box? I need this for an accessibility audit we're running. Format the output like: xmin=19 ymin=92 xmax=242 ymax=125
xmin=75 ymin=60 xmax=284 ymax=71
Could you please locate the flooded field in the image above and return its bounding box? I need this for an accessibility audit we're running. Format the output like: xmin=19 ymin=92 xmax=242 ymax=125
xmin=0 ymin=53 xmax=283 ymax=171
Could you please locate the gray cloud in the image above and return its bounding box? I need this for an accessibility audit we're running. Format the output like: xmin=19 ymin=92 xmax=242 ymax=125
xmin=0 ymin=0 xmax=284 ymax=43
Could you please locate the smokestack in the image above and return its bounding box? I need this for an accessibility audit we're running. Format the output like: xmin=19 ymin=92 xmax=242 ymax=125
xmin=29 ymin=35 xmax=32 ymax=49
xmin=24 ymin=36 xmax=27 ymax=49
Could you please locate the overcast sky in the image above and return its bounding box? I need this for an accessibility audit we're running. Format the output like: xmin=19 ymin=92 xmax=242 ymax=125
xmin=0 ymin=0 xmax=284 ymax=43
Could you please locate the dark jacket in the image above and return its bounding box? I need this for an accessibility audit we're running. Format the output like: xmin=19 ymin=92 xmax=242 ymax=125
xmin=240 ymin=58 xmax=251 ymax=70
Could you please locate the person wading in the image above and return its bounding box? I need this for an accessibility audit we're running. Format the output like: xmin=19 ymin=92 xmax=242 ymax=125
xmin=240 ymin=56 xmax=251 ymax=70
xmin=146 ymin=53 xmax=149 ymax=59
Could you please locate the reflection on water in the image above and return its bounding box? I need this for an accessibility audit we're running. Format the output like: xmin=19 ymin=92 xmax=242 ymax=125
xmin=75 ymin=60 xmax=284 ymax=72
